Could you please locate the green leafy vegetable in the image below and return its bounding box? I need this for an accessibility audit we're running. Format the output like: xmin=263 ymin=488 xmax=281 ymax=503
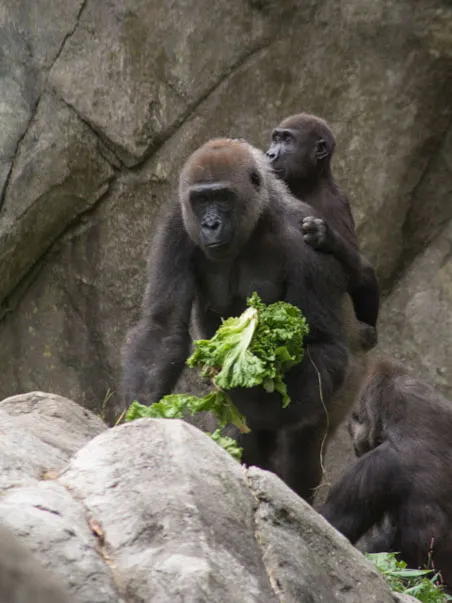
xmin=188 ymin=292 xmax=309 ymax=407
xmin=126 ymin=396 xmax=246 ymax=461
xmin=209 ymin=429 xmax=243 ymax=462
xmin=126 ymin=392 xmax=249 ymax=434
xmin=366 ymin=552 xmax=452 ymax=602
xmin=126 ymin=293 xmax=309 ymax=461
xmin=188 ymin=306 xmax=264 ymax=389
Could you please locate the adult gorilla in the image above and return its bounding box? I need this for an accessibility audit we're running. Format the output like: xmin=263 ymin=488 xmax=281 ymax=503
xmin=122 ymin=138 xmax=364 ymax=503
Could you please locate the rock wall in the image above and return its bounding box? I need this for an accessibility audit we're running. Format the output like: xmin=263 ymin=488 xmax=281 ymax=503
xmin=0 ymin=1 xmax=451 ymax=482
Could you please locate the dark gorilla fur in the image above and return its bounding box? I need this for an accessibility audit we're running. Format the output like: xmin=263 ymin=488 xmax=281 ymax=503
xmin=0 ymin=522 xmax=74 ymax=603
xmin=266 ymin=113 xmax=380 ymax=350
xmin=320 ymin=360 xmax=452 ymax=592
xmin=122 ymin=138 xmax=368 ymax=503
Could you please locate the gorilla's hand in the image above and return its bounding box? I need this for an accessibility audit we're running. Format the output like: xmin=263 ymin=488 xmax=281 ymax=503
xmin=302 ymin=216 xmax=336 ymax=253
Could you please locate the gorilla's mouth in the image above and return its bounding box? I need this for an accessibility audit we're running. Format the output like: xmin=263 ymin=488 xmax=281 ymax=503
xmin=204 ymin=233 xmax=233 ymax=250
xmin=206 ymin=241 xmax=228 ymax=248
xmin=204 ymin=240 xmax=235 ymax=260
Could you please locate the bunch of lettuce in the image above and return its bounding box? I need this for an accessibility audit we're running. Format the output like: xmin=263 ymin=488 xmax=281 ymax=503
xmin=188 ymin=292 xmax=309 ymax=407
xmin=126 ymin=292 xmax=309 ymax=461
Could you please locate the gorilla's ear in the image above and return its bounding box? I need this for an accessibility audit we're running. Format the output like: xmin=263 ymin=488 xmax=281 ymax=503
xmin=316 ymin=138 xmax=329 ymax=160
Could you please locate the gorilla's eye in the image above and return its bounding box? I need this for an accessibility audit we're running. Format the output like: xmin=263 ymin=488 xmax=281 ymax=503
xmin=283 ymin=132 xmax=292 ymax=143
xmin=250 ymin=170 xmax=261 ymax=189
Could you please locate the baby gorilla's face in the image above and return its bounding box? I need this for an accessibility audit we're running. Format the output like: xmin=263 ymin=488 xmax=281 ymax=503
xmin=348 ymin=411 xmax=372 ymax=457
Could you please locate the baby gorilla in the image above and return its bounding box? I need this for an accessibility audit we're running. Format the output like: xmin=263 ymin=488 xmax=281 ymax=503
xmin=320 ymin=360 xmax=452 ymax=592
xmin=266 ymin=113 xmax=379 ymax=350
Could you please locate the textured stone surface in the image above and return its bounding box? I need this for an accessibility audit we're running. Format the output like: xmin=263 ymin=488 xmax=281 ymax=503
xmin=0 ymin=520 xmax=74 ymax=603
xmin=0 ymin=408 xmax=69 ymax=490
xmin=0 ymin=403 xmax=400 ymax=602
xmin=0 ymin=392 xmax=105 ymax=491
xmin=48 ymin=0 xmax=300 ymax=166
xmin=0 ymin=482 xmax=121 ymax=603
xmin=60 ymin=419 xmax=279 ymax=603
xmin=0 ymin=391 xmax=107 ymax=456
xmin=377 ymin=220 xmax=452 ymax=398
xmin=0 ymin=91 xmax=114 ymax=306
xmin=393 ymin=594 xmax=421 ymax=603
xmin=246 ymin=467 xmax=395 ymax=603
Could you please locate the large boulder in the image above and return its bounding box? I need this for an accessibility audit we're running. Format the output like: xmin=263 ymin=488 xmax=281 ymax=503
xmin=0 ymin=394 xmax=400 ymax=603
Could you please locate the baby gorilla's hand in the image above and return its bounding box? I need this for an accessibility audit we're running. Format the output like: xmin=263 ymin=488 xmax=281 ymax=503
xmin=302 ymin=216 xmax=335 ymax=253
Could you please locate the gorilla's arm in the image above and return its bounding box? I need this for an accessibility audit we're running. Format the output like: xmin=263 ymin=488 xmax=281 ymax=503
xmin=349 ymin=257 xmax=380 ymax=328
xmin=356 ymin=517 xmax=397 ymax=554
xmin=122 ymin=208 xmax=196 ymax=407
xmin=319 ymin=443 xmax=405 ymax=543
xmin=302 ymin=216 xmax=362 ymax=280
xmin=302 ymin=216 xmax=379 ymax=329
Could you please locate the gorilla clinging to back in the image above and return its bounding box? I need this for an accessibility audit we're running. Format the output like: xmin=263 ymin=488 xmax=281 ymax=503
xmin=123 ymin=138 xmax=358 ymax=503
xmin=266 ymin=113 xmax=380 ymax=349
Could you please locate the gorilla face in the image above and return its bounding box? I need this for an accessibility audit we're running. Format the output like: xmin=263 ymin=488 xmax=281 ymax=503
xmin=349 ymin=390 xmax=385 ymax=458
xmin=266 ymin=113 xmax=337 ymax=194
xmin=266 ymin=126 xmax=329 ymax=187
xmin=188 ymin=184 xmax=237 ymax=260
xmin=348 ymin=409 xmax=373 ymax=457
xmin=180 ymin=139 xmax=267 ymax=262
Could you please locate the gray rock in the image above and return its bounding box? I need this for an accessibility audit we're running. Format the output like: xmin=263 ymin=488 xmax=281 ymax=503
xmin=377 ymin=220 xmax=452 ymax=398
xmin=0 ymin=482 xmax=122 ymax=603
xmin=246 ymin=467 xmax=395 ymax=603
xmin=0 ymin=398 xmax=403 ymax=601
xmin=0 ymin=0 xmax=85 ymax=72
xmin=0 ymin=27 xmax=39 ymax=201
xmin=0 ymin=520 xmax=74 ymax=603
xmin=0 ymin=391 xmax=105 ymax=491
xmin=403 ymin=121 xmax=452 ymax=262
xmin=48 ymin=0 xmax=299 ymax=166
xmin=0 ymin=0 xmax=86 ymax=207
xmin=0 ymin=91 xmax=115 ymax=306
xmin=60 ymin=418 xmax=279 ymax=603
xmin=0 ymin=391 xmax=107 ymax=456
